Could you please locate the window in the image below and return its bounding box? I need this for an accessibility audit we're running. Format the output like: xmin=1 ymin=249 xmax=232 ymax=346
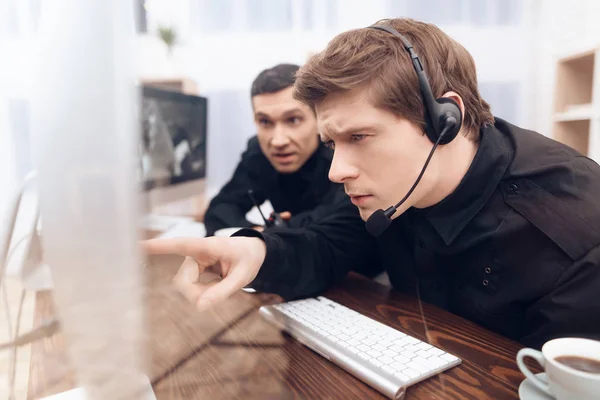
xmin=136 ymin=0 xmax=148 ymax=33
xmin=388 ymin=0 xmax=522 ymax=26
xmin=405 ymin=0 xmax=463 ymax=26
xmin=190 ymin=0 xmax=335 ymax=34
xmin=247 ymin=0 xmax=293 ymax=32
xmin=191 ymin=0 xmax=236 ymax=33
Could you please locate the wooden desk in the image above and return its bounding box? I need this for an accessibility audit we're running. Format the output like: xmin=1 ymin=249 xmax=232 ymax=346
xmin=28 ymin=259 xmax=528 ymax=399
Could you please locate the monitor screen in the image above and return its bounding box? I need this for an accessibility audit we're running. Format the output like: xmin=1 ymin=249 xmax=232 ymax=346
xmin=139 ymin=86 xmax=207 ymax=191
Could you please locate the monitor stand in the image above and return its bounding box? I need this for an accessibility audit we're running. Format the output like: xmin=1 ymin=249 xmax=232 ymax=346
xmin=39 ymin=374 xmax=157 ymax=400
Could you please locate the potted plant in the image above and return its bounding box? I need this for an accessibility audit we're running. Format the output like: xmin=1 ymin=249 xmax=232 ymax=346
xmin=157 ymin=25 xmax=177 ymax=56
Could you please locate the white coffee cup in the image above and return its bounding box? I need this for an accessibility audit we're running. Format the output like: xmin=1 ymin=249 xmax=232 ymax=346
xmin=214 ymin=227 xmax=245 ymax=237
xmin=517 ymin=337 xmax=600 ymax=400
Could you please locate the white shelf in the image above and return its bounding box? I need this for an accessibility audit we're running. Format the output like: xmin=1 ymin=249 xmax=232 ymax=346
xmin=554 ymin=104 xmax=597 ymax=121
xmin=552 ymin=46 xmax=599 ymax=158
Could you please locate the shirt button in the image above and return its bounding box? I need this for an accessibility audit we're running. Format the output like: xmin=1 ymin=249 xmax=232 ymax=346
xmin=507 ymin=183 xmax=519 ymax=195
xmin=485 ymin=267 xmax=491 ymax=274
xmin=482 ymin=279 xmax=489 ymax=287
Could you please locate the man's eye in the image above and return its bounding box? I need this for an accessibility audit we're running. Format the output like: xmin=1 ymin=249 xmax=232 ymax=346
xmin=323 ymin=140 xmax=335 ymax=150
xmin=288 ymin=117 xmax=302 ymax=124
xmin=351 ymin=134 xmax=365 ymax=142
xmin=259 ymin=119 xmax=272 ymax=126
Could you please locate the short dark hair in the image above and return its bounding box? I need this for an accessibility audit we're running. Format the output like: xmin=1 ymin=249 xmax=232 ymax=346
xmin=251 ymin=63 xmax=300 ymax=98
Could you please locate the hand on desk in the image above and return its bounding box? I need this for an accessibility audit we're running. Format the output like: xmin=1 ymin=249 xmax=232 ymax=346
xmin=142 ymin=236 xmax=267 ymax=311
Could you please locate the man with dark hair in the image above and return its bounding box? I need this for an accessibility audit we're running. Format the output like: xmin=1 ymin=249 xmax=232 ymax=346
xmin=204 ymin=63 xmax=353 ymax=237
xmin=145 ymin=19 xmax=600 ymax=348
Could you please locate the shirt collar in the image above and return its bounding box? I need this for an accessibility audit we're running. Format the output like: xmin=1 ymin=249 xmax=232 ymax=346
xmin=413 ymin=122 xmax=514 ymax=245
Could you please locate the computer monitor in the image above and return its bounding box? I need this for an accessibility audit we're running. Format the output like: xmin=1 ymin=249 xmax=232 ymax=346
xmin=139 ymin=86 xmax=208 ymax=212
xmin=25 ymin=1 xmax=152 ymax=398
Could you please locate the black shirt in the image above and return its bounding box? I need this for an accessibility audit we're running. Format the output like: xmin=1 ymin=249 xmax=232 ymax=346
xmin=236 ymin=118 xmax=600 ymax=349
xmin=204 ymin=136 xmax=346 ymax=236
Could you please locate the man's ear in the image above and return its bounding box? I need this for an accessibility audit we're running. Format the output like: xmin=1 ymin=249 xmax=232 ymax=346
xmin=440 ymin=91 xmax=465 ymax=120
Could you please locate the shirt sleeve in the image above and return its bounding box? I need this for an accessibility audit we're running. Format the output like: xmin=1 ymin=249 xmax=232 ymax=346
xmin=233 ymin=196 xmax=380 ymax=300
xmin=204 ymin=147 xmax=267 ymax=236
xmin=521 ymin=244 xmax=600 ymax=349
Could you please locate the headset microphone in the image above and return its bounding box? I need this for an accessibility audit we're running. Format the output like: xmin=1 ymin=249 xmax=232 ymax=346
xmin=365 ymin=122 xmax=455 ymax=237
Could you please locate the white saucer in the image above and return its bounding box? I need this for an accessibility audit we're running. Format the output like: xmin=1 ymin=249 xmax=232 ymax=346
xmin=519 ymin=373 xmax=555 ymax=400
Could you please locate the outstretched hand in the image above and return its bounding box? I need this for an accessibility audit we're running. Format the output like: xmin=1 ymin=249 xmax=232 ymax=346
xmin=142 ymin=236 xmax=267 ymax=311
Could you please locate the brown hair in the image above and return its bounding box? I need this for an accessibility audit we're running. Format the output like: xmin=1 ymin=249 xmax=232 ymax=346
xmin=294 ymin=18 xmax=494 ymax=141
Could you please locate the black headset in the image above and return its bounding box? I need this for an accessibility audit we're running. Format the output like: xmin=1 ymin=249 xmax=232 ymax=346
xmin=364 ymin=24 xmax=464 ymax=237
xmin=368 ymin=24 xmax=462 ymax=144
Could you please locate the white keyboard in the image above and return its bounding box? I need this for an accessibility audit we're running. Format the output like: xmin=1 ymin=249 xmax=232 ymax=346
xmin=259 ymin=296 xmax=461 ymax=399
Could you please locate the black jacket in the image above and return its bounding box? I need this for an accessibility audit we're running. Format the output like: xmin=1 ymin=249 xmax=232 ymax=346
xmin=236 ymin=118 xmax=600 ymax=349
xmin=204 ymin=136 xmax=347 ymax=236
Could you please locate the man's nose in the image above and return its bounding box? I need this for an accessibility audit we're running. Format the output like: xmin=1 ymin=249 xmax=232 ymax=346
xmin=328 ymin=149 xmax=359 ymax=183
xmin=271 ymin=125 xmax=291 ymax=148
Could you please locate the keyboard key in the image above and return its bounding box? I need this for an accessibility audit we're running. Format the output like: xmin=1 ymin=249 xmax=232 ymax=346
xmin=372 ymin=344 xmax=387 ymax=352
xmin=401 ymin=351 xmax=417 ymax=359
xmin=362 ymin=338 xmax=376 ymax=346
xmin=390 ymin=345 xmax=406 ymax=353
xmin=413 ymin=356 xmax=437 ymax=369
xmin=383 ymin=349 xmax=398 ymax=358
xmin=417 ymin=350 xmax=431 ymax=359
xmin=428 ymin=348 xmax=445 ymax=357
xmin=347 ymin=339 xmax=361 ymax=346
xmin=406 ymin=345 xmax=422 ymax=353
xmin=404 ymin=336 xmax=419 ymax=344
xmin=378 ymin=355 xmax=395 ymax=364
xmin=393 ymin=355 xmax=410 ymax=364
xmin=402 ymin=368 xmax=420 ymax=379
xmin=426 ymin=356 xmax=448 ymax=368
xmin=367 ymin=350 xmax=383 ymax=358
xmin=369 ymin=359 xmax=384 ymax=368
xmin=407 ymin=361 xmax=429 ymax=373
xmin=338 ymin=334 xmax=350 ymax=341
xmin=390 ymin=362 xmax=409 ymax=372
xmin=441 ymin=353 xmax=459 ymax=363
xmin=357 ymin=352 xmax=372 ymax=361
xmin=357 ymin=344 xmax=371 ymax=352
xmin=417 ymin=342 xmax=433 ymax=350
xmin=382 ymin=366 xmax=397 ymax=375
xmin=393 ymin=371 xmax=410 ymax=382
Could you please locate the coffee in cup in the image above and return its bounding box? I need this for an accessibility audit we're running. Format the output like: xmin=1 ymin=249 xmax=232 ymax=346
xmin=517 ymin=337 xmax=600 ymax=400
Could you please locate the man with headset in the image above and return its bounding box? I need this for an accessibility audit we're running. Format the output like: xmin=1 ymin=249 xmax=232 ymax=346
xmin=145 ymin=18 xmax=600 ymax=348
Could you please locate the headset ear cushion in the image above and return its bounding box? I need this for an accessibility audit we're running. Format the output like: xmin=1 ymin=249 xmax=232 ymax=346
xmin=435 ymin=97 xmax=462 ymax=145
